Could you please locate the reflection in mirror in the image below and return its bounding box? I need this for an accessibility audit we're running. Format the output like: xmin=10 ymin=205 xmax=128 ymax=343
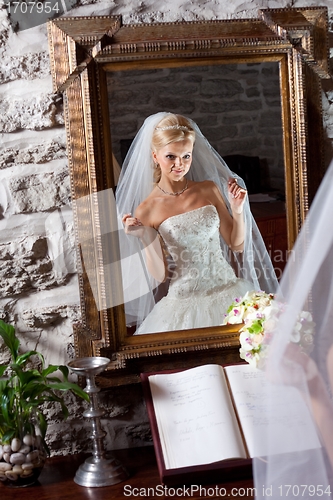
xmin=108 ymin=64 xmax=284 ymax=194
xmin=107 ymin=63 xmax=285 ymax=336
xmin=47 ymin=8 xmax=330 ymax=379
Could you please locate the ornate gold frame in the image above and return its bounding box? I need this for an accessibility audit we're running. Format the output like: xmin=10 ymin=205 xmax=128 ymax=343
xmin=48 ymin=7 xmax=330 ymax=384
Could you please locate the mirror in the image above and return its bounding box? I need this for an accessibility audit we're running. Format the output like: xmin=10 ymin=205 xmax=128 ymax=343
xmin=47 ymin=7 xmax=330 ymax=384
xmin=107 ymin=61 xmax=286 ymax=285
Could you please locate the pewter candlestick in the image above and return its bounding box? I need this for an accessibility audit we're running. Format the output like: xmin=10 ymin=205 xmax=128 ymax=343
xmin=68 ymin=356 xmax=128 ymax=487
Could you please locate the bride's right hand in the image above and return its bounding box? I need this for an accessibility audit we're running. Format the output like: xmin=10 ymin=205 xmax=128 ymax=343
xmin=122 ymin=213 xmax=145 ymax=237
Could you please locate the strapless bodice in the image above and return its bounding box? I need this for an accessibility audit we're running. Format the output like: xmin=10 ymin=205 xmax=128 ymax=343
xmin=158 ymin=205 xmax=237 ymax=298
xmin=134 ymin=205 xmax=253 ymax=334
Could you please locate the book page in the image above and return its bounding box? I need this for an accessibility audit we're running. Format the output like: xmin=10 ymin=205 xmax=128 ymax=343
xmin=148 ymin=364 xmax=247 ymax=470
xmin=224 ymin=364 xmax=321 ymax=458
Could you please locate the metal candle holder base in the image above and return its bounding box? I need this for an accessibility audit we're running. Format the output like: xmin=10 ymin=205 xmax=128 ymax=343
xmin=68 ymin=357 xmax=129 ymax=487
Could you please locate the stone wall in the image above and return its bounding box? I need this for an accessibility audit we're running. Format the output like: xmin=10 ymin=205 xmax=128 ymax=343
xmin=108 ymin=62 xmax=284 ymax=193
xmin=0 ymin=0 xmax=333 ymax=455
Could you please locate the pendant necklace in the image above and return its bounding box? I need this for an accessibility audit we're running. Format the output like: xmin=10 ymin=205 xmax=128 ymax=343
xmin=157 ymin=179 xmax=188 ymax=196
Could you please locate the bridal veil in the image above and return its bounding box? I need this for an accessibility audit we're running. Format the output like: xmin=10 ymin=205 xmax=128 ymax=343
xmin=253 ymin=160 xmax=333 ymax=499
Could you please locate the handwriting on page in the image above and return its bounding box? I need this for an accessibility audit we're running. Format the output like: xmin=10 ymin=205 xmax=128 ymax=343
xmin=162 ymin=369 xmax=228 ymax=442
xmin=224 ymin=364 xmax=321 ymax=457
xmin=230 ymin=368 xmax=308 ymax=428
xmin=149 ymin=364 xmax=247 ymax=469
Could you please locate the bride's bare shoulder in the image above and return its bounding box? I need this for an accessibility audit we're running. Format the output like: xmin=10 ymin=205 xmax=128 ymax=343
xmin=135 ymin=198 xmax=151 ymax=218
xmin=189 ymin=180 xmax=225 ymax=206
xmin=135 ymin=193 xmax=159 ymax=223
xmin=190 ymin=179 xmax=219 ymax=192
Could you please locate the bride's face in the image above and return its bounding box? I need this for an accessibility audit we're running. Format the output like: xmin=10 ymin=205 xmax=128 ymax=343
xmin=153 ymin=139 xmax=193 ymax=181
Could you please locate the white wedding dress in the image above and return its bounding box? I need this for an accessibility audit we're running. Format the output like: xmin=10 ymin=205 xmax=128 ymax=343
xmin=135 ymin=205 xmax=253 ymax=334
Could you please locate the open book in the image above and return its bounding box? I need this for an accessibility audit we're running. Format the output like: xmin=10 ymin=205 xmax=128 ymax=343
xmin=141 ymin=363 xmax=321 ymax=484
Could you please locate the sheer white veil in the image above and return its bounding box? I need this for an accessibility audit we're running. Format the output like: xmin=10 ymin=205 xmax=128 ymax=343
xmin=116 ymin=112 xmax=278 ymax=330
xmin=253 ymin=160 xmax=333 ymax=499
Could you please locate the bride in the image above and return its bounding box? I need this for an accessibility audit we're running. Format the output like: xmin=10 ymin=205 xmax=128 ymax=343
xmin=116 ymin=112 xmax=278 ymax=334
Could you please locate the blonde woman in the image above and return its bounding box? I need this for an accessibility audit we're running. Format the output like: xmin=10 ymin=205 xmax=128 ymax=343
xmin=116 ymin=113 xmax=277 ymax=334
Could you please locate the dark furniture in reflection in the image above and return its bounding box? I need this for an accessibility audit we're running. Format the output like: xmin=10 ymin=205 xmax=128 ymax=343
xmin=251 ymin=201 xmax=287 ymax=278
xmin=223 ymin=154 xmax=262 ymax=194
xmin=223 ymin=154 xmax=287 ymax=278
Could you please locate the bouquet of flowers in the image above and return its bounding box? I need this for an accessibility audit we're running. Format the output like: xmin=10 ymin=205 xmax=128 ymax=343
xmin=223 ymin=290 xmax=315 ymax=368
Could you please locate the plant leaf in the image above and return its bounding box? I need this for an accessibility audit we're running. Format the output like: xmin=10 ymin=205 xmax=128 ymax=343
xmin=0 ymin=319 xmax=90 ymax=441
xmin=57 ymin=365 xmax=69 ymax=380
xmin=0 ymin=391 xmax=13 ymax=426
xmin=46 ymin=382 xmax=89 ymax=402
xmin=35 ymin=410 xmax=48 ymax=442
xmin=248 ymin=320 xmax=264 ymax=334
xmin=0 ymin=365 xmax=8 ymax=377
xmin=16 ymin=351 xmax=44 ymax=367
xmin=11 ymin=365 xmax=43 ymax=386
xmin=0 ymin=320 xmax=19 ymax=361
xmin=42 ymin=365 xmax=60 ymax=377
xmin=1 ymin=429 xmax=16 ymax=443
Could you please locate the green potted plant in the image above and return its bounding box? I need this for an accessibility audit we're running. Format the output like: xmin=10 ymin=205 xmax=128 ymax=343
xmin=0 ymin=319 xmax=89 ymax=487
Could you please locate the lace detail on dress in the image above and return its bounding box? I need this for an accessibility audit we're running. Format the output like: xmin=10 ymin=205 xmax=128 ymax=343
xmin=158 ymin=205 xmax=237 ymax=298
xmin=135 ymin=205 xmax=252 ymax=334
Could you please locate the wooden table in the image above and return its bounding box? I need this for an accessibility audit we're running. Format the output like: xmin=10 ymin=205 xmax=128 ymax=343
xmin=0 ymin=446 xmax=255 ymax=499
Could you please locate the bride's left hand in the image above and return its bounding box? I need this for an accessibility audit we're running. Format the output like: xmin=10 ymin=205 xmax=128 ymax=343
xmin=228 ymin=178 xmax=247 ymax=213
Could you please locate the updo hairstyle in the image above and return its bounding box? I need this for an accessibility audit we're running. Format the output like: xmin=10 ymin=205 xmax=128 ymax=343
xmin=151 ymin=114 xmax=196 ymax=184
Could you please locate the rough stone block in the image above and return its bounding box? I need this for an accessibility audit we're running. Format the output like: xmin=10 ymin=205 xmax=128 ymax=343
xmin=200 ymin=79 xmax=243 ymax=97
xmin=21 ymin=305 xmax=81 ymax=328
xmin=9 ymin=170 xmax=71 ymax=214
xmin=0 ymin=93 xmax=63 ymax=133
xmin=0 ymin=233 xmax=72 ymax=297
xmin=0 ymin=52 xmax=50 ymax=85
xmin=0 ymin=139 xmax=66 ymax=169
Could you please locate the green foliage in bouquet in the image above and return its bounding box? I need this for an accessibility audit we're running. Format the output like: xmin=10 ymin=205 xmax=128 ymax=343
xmin=0 ymin=319 xmax=89 ymax=448
xmin=223 ymin=290 xmax=315 ymax=368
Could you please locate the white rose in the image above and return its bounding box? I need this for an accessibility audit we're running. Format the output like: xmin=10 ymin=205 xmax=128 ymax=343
xmin=251 ymin=333 xmax=264 ymax=349
xmin=225 ymin=314 xmax=243 ymax=325
xmin=239 ymin=331 xmax=254 ymax=351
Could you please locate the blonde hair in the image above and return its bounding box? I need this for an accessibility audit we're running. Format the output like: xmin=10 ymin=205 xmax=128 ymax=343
xmin=152 ymin=114 xmax=195 ymax=183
